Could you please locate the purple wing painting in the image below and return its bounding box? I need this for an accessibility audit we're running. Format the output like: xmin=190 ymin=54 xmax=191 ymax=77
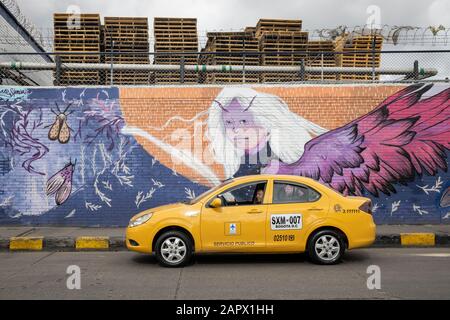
xmin=264 ymin=84 xmax=450 ymax=197
xmin=46 ymin=160 xmax=76 ymax=205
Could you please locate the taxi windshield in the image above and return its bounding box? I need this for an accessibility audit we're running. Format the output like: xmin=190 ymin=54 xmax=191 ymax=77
xmin=188 ymin=179 xmax=235 ymax=204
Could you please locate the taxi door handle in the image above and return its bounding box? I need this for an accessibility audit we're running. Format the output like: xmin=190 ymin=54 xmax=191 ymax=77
xmin=307 ymin=207 xmax=323 ymax=211
xmin=247 ymin=209 xmax=263 ymax=214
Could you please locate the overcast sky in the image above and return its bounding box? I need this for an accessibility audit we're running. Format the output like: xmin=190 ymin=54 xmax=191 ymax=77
xmin=14 ymin=0 xmax=450 ymax=32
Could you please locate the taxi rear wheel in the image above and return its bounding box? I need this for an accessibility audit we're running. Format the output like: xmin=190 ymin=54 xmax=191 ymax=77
xmin=154 ymin=231 xmax=193 ymax=267
xmin=307 ymin=230 xmax=345 ymax=265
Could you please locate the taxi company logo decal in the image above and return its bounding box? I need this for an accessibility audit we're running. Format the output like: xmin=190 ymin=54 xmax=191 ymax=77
xmin=271 ymin=214 xmax=302 ymax=230
xmin=229 ymin=223 xmax=237 ymax=235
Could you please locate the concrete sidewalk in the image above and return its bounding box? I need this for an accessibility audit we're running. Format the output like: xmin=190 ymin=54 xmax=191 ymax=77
xmin=0 ymin=225 xmax=449 ymax=251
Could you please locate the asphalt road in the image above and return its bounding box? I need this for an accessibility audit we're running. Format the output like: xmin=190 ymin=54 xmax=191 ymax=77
xmin=0 ymin=248 xmax=449 ymax=300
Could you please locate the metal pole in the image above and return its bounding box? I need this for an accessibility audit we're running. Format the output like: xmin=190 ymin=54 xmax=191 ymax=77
xmin=180 ymin=56 xmax=185 ymax=84
xmin=243 ymin=52 xmax=246 ymax=84
xmin=413 ymin=60 xmax=419 ymax=81
xmin=371 ymin=34 xmax=376 ymax=82
xmin=242 ymin=37 xmax=246 ymax=84
xmin=110 ymin=38 xmax=114 ymax=85
xmin=321 ymin=53 xmax=324 ymax=81
xmin=0 ymin=61 xmax=438 ymax=78
xmin=300 ymin=59 xmax=305 ymax=81
xmin=55 ymin=55 xmax=61 ymax=86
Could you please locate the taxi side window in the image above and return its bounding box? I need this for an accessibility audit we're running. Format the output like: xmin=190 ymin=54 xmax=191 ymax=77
xmin=273 ymin=181 xmax=321 ymax=204
xmin=217 ymin=181 xmax=267 ymax=206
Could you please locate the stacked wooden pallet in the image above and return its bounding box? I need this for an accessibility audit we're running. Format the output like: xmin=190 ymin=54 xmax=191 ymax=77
xmin=255 ymin=19 xmax=302 ymax=38
xmin=339 ymin=35 xmax=383 ymax=81
xmin=53 ymin=13 xmax=101 ymax=85
xmin=153 ymin=17 xmax=198 ymax=84
xmin=103 ymin=17 xmax=150 ymax=85
xmin=306 ymin=40 xmax=337 ymax=81
xmin=256 ymin=19 xmax=307 ymax=83
xmin=202 ymin=31 xmax=259 ymax=84
xmin=244 ymin=26 xmax=256 ymax=36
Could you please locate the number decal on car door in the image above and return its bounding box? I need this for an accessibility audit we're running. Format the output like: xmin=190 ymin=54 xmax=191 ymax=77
xmin=270 ymin=214 xmax=302 ymax=230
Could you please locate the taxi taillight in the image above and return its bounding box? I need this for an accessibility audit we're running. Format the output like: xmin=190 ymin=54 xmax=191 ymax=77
xmin=359 ymin=201 xmax=372 ymax=214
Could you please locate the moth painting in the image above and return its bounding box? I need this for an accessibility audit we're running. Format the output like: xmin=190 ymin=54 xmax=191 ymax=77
xmin=48 ymin=102 xmax=73 ymax=144
xmin=46 ymin=159 xmax=76 ymax=205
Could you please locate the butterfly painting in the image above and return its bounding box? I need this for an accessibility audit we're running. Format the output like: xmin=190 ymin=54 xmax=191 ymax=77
xmin=46 ymin=159 xmax=76 ymax=205
xmin=48 ymin=102 xmax=73 ymax=144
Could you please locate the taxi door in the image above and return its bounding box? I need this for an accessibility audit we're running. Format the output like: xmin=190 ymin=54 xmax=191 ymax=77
xmin=200 ymin=180 xmax=268 ymax=252
xmin=266 ymin=180 xmax=330 ymax=252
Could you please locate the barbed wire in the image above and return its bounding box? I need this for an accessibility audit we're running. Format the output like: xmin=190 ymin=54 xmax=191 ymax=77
xmin=0 ymin=22 xmax=449 ymax=50
xmin=0 ymin=0 xmax=51 ymax=51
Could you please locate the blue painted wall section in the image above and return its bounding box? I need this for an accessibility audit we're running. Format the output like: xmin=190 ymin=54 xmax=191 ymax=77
xmin=0 ymin=87 xmax=207 ymax=226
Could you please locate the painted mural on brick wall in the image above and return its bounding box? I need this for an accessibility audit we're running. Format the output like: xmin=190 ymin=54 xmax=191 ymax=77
xmin=0 ymin=84 xmax=449 ymax=226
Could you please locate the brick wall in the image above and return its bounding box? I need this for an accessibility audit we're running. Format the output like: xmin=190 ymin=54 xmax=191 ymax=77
xmin=0 ymin=84 xmax=448 ymax=226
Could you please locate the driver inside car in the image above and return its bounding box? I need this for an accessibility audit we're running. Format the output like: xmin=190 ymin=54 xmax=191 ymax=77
xmin=254 ymin=188 xmax=265 ymax=204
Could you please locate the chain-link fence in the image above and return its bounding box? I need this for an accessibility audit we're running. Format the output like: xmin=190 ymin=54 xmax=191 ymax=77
xmin=0 ymin=50 xmax=449 ymax=86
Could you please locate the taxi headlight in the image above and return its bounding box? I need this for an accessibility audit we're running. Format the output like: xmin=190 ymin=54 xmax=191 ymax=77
xmin=129 ymin=213 xmax=153 ymax=227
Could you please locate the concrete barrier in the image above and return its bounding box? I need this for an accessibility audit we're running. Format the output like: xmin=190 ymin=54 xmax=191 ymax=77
xmin=0 ymin=233 xmax=449 ymax=251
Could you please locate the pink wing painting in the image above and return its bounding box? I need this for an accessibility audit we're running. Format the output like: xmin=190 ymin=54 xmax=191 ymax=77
xmin=264 ymin=84 xmax=450 ymax=197
xmin=46 ymin=160 xmax=76 ymax=205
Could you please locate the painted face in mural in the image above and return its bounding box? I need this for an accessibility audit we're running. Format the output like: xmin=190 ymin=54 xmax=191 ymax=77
xmin=207 ymin=87 xmax=329 ymax=180
xmin=218 ymin=97 xmax=268 ymax=154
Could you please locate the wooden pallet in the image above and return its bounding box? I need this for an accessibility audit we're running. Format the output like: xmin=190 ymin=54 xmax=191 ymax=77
xmin=154 ymin=17 xmax=198 ymax=64
xmin=341 ymin=35 xmax=383 ymax=66
xmin=201 ymin=31 xmax=260 ymax=83
xmin=255 ymin=19 xmax=302 ymax=38
xmin=153 ymin=56 xmax=198 ymax=64
xmin=259 ymin=31 xmax=308 ymax=44
xmin=104 ymin=71 xmax=151 ymax=85
xmin=260 ymin=73 xmax=300 ymax=83
xmin=306 ymin=74 xmax=337 ymax=81
xmin=102 ymin=17 xmax=150 ymax=84
xmin=258 ymin=30 xmax=308 ymax=82
xmin=339 ymin=74 xmax=380 ymax=81
xmin=154 ymin=18 xmax=198 ymax=35
xmin=154 ymin=72 xmax=198 ymax=84
xmin=306 ymin=41 xmax=336 ymax=67
xmin=57 ymin=70 xmax=101 ymax=86
xmin=205 ymin=72 xmax=260 ymax=84
xmin=244 ymin=26 xmax=256 ymax=35
xmin=54 ymin=13 xmax=101 ymax=84
xmin=104 ymin=18 xmax=149 ymax=47
xmin=333 ymin=35 xmax=383 ymax=81
xmin=103 ymin=19 xmax=149 ymax=48
xmin=205 ymin=32 xmax=258 ymax=51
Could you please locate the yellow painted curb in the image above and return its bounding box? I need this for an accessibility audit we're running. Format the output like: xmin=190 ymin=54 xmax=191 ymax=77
xmin=75 ymin=236 xmax=109 ymax=250
xmin=9 ymin=237 xmax=43 ymax=250
xmin=400 ymin=233 xmax=435 ymax=246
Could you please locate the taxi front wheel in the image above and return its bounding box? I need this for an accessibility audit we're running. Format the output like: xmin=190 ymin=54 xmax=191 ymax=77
xmin=154 ymin=231 xmax=193 ymax=267
xmin=307 ymin=230 xmax=345 ymax=265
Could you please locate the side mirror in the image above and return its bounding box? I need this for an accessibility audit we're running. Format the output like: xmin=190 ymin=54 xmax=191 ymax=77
xmin=210 ymin=197 xmax=222 ymax=208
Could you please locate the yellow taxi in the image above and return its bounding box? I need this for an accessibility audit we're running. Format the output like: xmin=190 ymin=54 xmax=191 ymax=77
xmin=126 ymin=175 xmax=376 ymax=267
